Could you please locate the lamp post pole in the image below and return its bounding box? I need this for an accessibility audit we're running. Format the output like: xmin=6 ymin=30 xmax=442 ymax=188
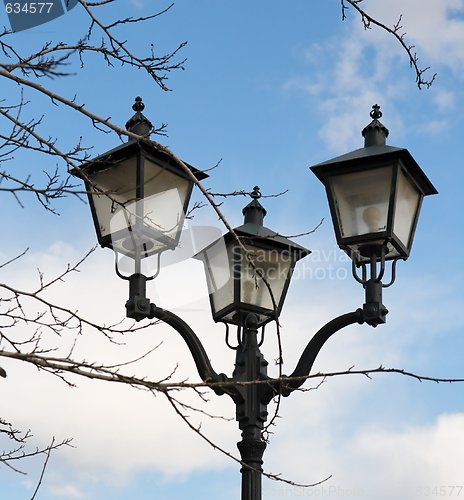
xmin=72 ymin=100 xmax=437 ymax=500
xmin=144 ymin=299 xmax=367 ymax=500
xmin=234 ymin=314 xmax=268 ymax=500
xmin=147 ymin=299 xmax=366 ymax=500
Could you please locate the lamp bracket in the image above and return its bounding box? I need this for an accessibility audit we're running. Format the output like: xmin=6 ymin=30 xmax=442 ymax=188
xmin=114 ymin=251 xmax=160 ymax=282
xmin=381 ymin=257 xmax=402 ymax=288
xmin=231 ymin=313 xmax=270 ymax=430
xmin=363 ymin=279 xmax=389 ymax=327
xmin=351 ymin=243 xmax=403 ymax=288
xmin=349 ymin=244 xmax=403 ymax=326
xmin=136 ymin=304 xmax=377 ymax=497
xmin=352 ymin=243 xmax=388 ymax=285
xmin=223 ymin=322 xmax=240 ymax=350
xmin=223 ymin=320 xmax=266 ymax=351
xmin=125 ymin=273 xmax=151 ymax=321
xmin=147 ymin=304 xmax=229 ymax=396
xmin=261 ymin=310 xmax=364 ymax=404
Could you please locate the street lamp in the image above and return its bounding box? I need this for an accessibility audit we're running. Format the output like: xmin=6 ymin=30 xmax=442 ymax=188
xmin=311 ymin=104 xmax=437 ymax=326
xmin=73 ymin=97 xmax=207 ymax=259
xmin=73 ymin=100 xmax=436 ymax=500
xmin=197 ymin=186 xmax=310 ymax=328
xmin=72 ymin=96 xmax=208 ymax=319
xmin=311 ymin=105 xmax=437 ymax=263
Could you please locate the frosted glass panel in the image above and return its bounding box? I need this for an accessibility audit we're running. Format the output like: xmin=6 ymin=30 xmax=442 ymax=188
xmin=143 ymin=158 xmax=190 ymax=240
xmin=393 ymin=169 xmax=421 ymax=249
xmin=89 ymin=156 xmax=191 ymax=258
xmin=239 ymin=245 xmax=292 ymax=312
xmin=90 ymin=159 xmax=137 ymax=238
xmin=202 ymin=239 xmax=234 ymax=314
xmin=331 ymin=167 xmax=393 ymax=238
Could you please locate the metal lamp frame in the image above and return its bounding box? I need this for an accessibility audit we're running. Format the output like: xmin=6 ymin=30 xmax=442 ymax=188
xmin=74 ymin=140 xmax=208 ymax=256
xmin=203 ymin=230 xmax=309 ymax=327
xmin=311 ymin=150 xmax=437 ymax=261
xmin=75 ymin=103 xmax=438 ymax=500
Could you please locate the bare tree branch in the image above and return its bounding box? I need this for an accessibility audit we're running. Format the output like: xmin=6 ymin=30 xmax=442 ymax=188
xmin=342 ymin=0 xmax=436 ymax=88
xmin=0 ymin=0 xmax=445 ymax=490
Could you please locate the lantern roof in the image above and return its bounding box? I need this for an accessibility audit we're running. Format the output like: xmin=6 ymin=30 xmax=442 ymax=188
xmin=74 ymin=139 xmax=208 ymax=182
xmin=72 ymin=96 xmax=208 ymax=182
xmin=230 ymin=222 xmax=310 ymax=256
xmin=225 ymin=187 xmax=310 ymax=257
xmin=311 ymin=105 xmax=437 ymax=197
xmin=312 ymin=144 xmax=404 ymax=167
xmin=195 ymin=187 xmax=311 ymax=259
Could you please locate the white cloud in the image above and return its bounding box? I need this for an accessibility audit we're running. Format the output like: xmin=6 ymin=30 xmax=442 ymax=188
xmin=2 ymin=227 xmax=463 ymax=495
xmin=361 ymin=0 xmax=464 ymax=72
xmin=281 ymin=0 xmax=464 ymax=153
xmin=48 ymin=481 xmax=86 ymax=499
xmin=129 ymin=0 xmax=146 ymax=9
xmin=282 ymin=29 xmax=409 ymax=153
xmin=263 ymin=404 xmax=464 ymax=498
xmin=348 ymin=413 xmax=464 ymax=498
xmin=434 ymin=89 xmax=455 ymax=111
xmin=1 ymin=243 xmax=237 ymax=484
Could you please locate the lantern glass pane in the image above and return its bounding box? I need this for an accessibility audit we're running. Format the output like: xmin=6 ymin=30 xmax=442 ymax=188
xmin=202 ymin=238 xmax=234 ymax=315
xmin=89 ymin=156 xmax=191 ymax=258
xmin=239 ymin=245 xmax=292 ymax=313
xmin=142 ymin=157 xmax=191 ymax=243
xmin=331 ymin=167 xmax=393 ymax=239
xmin=89 ymin=157 xmax=137 ymax=239
xmin=393 ymin=169 xmax=421 ymax=249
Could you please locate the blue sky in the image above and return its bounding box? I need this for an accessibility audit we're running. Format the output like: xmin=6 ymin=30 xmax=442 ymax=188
xmin=1 ymin=1 xmax=464 ymax=499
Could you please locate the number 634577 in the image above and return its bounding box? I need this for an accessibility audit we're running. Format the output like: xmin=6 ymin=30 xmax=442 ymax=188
xmin=5 ymin=3 xmax=54 ymax=14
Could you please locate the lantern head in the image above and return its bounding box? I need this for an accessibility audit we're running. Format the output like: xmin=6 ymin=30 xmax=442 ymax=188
xmin=196 ymin=187 xmax=311 ymax=327
xmin=72 ymin=97 xmax=208 ymax=261
xmin=311 ymin=105 xmax=437 ymax=263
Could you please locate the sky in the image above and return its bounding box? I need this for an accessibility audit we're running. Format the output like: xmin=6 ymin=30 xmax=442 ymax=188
xmin=1 ymin=0 xmax=464 ymax=499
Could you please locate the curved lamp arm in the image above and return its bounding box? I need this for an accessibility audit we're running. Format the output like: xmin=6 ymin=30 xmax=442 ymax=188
xmin=149 ymin=305 xmax=228 ymax=395
xmin=261 ymin=309 xmax=364 ymax=404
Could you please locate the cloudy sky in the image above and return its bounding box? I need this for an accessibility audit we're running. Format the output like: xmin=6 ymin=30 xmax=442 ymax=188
xmin=1 ymin=1 xmax=464 ymax=499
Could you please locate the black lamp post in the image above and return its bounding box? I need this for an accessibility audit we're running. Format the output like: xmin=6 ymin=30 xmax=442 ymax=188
xmin=72 ymin=100 xmax=436 ymax=500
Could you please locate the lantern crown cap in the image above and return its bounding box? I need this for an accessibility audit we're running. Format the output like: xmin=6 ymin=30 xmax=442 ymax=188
xmin=232 ymin=186 xmax=310 ymax=257
xmin=362 ymin=104 xmax=389 ymax=147
xmin=125 ymin=96 xmax=153 ymax=139
xmin=242 ymin=186 xmax=267 ymax=226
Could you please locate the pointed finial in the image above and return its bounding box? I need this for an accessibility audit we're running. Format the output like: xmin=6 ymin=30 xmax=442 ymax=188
xmin=125 ymin=96 xmax=153 ymax=139
xmin=362 ymin=104 xmax=389 ymax=147
xmin=243 ymin=186 xmax=266 ymax=226
xmin=132 ymin=96 xmax=145 ymax=113
xmin=250 ymin=186 xmax=262 ymax=200
xmin=370 ymin=104 xmax=382 ymax=120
